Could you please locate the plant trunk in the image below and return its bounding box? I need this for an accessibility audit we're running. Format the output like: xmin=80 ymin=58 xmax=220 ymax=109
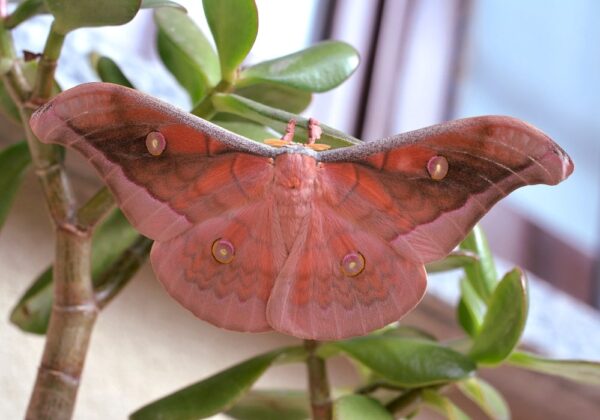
xmin=25 ymin=226 xmax=97 ymax=420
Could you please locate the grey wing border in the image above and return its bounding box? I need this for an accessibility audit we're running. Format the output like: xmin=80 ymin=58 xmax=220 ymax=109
xmin=72 ymin=82 xmax=282 ymax=158
xmin=317 ymin=116 xmax=553 ymax=162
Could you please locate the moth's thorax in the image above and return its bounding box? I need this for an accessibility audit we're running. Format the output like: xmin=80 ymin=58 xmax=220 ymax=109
xmin=273 ymin=153 xmax=319 ymax=251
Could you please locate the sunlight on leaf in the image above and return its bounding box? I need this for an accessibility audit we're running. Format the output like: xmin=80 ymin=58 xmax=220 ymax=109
xmin=225 ymin=389 xmax=309 ymax=420
xmin=234 ymin=83 xmax=312 ymax=114
xmin=508 ymin=351 xmax=600 ymax=386
xmin=333 ymin=394 xmax=393 ymax=420
xmin=322 ymin=336 xmax=476 ymax=387
xmin=457 ymin=377 xmax=510 ymax=420
xmin=239 ymin=41 xmax=360 ymax=92
xmin=421 ymin=389 xmax=469 ymax=420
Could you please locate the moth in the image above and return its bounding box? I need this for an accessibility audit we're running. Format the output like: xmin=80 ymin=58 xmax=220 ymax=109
xmin=30 ymin=83 xmax=573 ymax=340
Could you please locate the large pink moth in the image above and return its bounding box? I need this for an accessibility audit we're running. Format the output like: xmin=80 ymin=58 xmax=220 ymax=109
xmin=29 ymin=83 xmax=573 ymax=340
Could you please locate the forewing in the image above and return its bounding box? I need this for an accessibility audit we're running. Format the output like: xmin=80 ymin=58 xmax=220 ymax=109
xmin=319 ymin=116 xmax=574 ymax=263
xmin=267 ymin=205 xmax=426 ymax=340
xmin=29 ymin=82 xmax=276 ymax=241
xmin=152 ymin=200 xmax=287 ymax=332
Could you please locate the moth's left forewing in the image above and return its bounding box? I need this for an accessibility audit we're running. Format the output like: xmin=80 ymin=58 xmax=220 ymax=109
xmin=319 ymin=116 xmax=573 ymax=264
xmin=29 ymin=83 xmax=277 ymax=242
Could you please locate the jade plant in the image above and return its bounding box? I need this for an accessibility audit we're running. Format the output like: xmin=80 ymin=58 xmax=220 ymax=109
xmin=0 ymin=1 xmax=598 ymax=419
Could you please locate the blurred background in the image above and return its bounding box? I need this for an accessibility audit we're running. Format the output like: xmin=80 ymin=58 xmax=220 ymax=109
xmin=1 ymin=0 xmax=599 ymax=418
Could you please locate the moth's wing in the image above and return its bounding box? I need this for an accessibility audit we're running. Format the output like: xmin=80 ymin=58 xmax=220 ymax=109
xmin=267 ymin=206 xmax=426 ymax=340
xmin=152 ymin=200 xmax=287 ymax=332
xmin=30 ymin=82 xmax=284 ymax=332
xmin=267 ymin=116 xmax=573 ymax=339
xmin=29 ymin=82 xmax=277 ymax=242
xmin=318 ymin=116 xmax=574 ymax=264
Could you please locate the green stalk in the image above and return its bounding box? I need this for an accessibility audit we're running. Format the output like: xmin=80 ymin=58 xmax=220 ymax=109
xmin=190 ymin=79 xmax=232 ymax=118
xmin=30 ymin=21 xmax=65 ymax=105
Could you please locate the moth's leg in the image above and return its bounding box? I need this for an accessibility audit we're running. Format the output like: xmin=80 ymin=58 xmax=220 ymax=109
xmin=264 ymin=119 xmax=297 ymax=148
xmin=282 ymin=118 xmax=297 ymax=142
xmin=307 ymin=118 xmax=330 ymax=151
xmin=307 ymin=118 xmax=322 ymax=144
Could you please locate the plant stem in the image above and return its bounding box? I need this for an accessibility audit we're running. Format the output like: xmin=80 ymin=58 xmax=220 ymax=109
xmin=304 ymin=340 xmax=332 ymax=420
xmin=385 ymin=388 xmax=422 ymax=416
xmin=26 ymin=227 xmax=97 ymax=420
xmin=386 ymin=384 xmax=444 ymax=417
xmin=30 ymin=21 xmax=65 ymax=105
xmin=0 ymin=18 xmax=113 ymax=420
xmin=76 ymin=187 xmax=115 ymax=229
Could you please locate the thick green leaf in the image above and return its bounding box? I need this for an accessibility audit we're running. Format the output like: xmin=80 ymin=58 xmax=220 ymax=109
xmin=212 ymin=93 xmax=360 ymax=148
xmin=130 ymin=346 xmax=305 ymax=420
xmin=213 ymin=120 xmax=278 ymax=142
xmin=333 ymin=394 xmax=393 ymax=420
xmin=421 ymin=389 xmax=470 ymax=420
xmin=10 ymin=268 xmax=53 ymax=334
xmin=10 ymin=209 xmax=139 ymax=334
xmin=457 ymin=377 xmax=509 ymax=420
xmin=235 ymin=83 xmax=312 ymax=114
xmin=460 ymin=225 xmax=498 ymax=302
xmin=225 ymin=389 xmax=309 ymax=420
xmin=89 ymin=209 xmax=141 ymax=280
xmin=89 ymin=53 xmax=134 ymax=88
xmin=458 ymin=277 xmax=486 ymax=335
xmin=0 ymin=141 xmax=31 ymax=230
xmin=508 ymin=351 xmax=600 ymax=386
xmin=141 ymin=0 xmax=186 ymax=12
xmin=323 ymin=337 xmax=476 ymax=387
xmin=45 ymin=0 xmax=141 ymax=34
xmin=202 ymin=0 xmax=257 ymax=82
xmin=382 ymin=325 xmax=437 ymax=341
xmin=4 ymin=0 xmax=47 ymax=29
xmin=0 ymin=78 xmax=21 ymax=123
xmin=239 ymin=41 xmax=360 ymax=92
xmin=154 ymin=7 xmax=220 ymax=104
xmin=457 ymin=298 xmax=478 ymax=338
xmin=94 ymin=235 xmax=152 ymax=307
xmin=469 ymin=268 xmax=528 ymax=364
xmin=425 ymin=250 xmax=478 ymax=274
